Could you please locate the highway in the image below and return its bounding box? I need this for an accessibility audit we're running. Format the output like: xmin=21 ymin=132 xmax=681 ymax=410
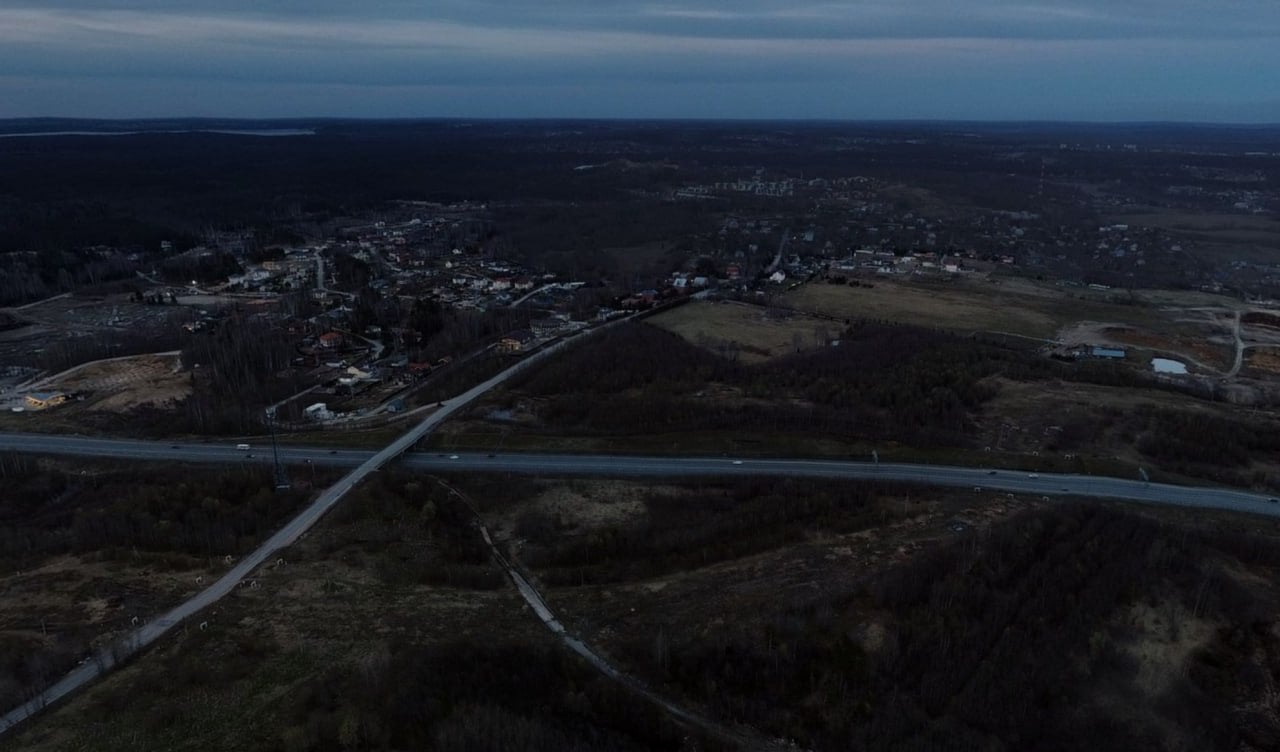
xmin=0 ymin=325 xmax=603 ymax=735
xmin=0 ymin=432 xmax=1277 ymax=516
xmin=2 ymin=430 xmax=1278 ymax=738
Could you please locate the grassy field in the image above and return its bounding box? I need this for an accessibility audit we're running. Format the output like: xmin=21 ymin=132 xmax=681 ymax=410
xmin=1111 ymin=211 xmax=1280 ymax=262
xmin=1112 ymin=211 xmax=1280 ymax=239
xmin=781 ymin=276 xmax=1164 ymax=340
xmin=648 ymin=300 xmax=832 ymax=362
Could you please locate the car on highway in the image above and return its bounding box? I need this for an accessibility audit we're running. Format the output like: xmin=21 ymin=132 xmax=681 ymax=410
xmin=1270 ymin=498 xmax=1278 ymax=504
xmin=449 ymin=454 xmax=459 ymax=460
xmin=987 ymin=470 xmax=997 ymax=475
xmin=236 ymin=443 xmax=251 ymax=451
xmin=732 ymin=460 xmax=743 ymax=465
xmin=1027 ymin=473 xmax=1039 ymax=478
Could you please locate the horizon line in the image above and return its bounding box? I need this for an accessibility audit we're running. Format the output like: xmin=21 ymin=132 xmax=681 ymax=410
xmin=1 ymin=115 xmax=1279 ymax=128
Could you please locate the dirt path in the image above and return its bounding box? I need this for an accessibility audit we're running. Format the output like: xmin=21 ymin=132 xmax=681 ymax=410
xmin=1227 ymin=309 xmax=1244 ymax=378
xmin=434 ymin=478 xmax=799 ymax=752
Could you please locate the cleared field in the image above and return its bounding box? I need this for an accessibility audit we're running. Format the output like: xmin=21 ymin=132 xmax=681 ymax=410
xmin=1110 ymin=212 xmax=1280 ymax=260
xmin=1244 ymin=347 xmax=1280 ymax=378
xmin=648 ymin=300 xmax=831 ymax=362
xmin=782 ymin=278 xmax=1075 ymax=338
xmin=47 ymin=353 xmax=191 ymax=412
xmin=1112 ymin=212 xmax=1280 ymax=236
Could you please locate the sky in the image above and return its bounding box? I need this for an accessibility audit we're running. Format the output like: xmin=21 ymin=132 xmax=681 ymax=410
xmin=0 ymin=1 xmax=1278 ymax=121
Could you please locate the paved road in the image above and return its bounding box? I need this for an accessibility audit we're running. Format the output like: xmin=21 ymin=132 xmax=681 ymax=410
xmin=1 ymin=433 xmax=1276 ymax=516
xmin=0 ymin=329 xmax=592 ymax=736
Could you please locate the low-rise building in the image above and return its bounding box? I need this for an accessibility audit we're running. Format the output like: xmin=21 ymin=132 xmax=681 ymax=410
xmin=497 ymin=329 xmax=537 ymax=352
xmin=25 ymin=392 xmax=68 ymax=410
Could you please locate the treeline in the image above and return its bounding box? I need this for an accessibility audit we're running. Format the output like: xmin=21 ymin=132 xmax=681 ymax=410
xmin=0 ymin=245 xmax=139 ymax=307
xmin=512 ymin=320 xmax=1160 ymax=449
xmin=1135 ymin=405 xmax=1280 ymax=471
xmin=405 ymin=296 xmax=533 ymax=362
xmin=27 ymin=322 xmax=189 ymax=373
xmin=178 ymin=313 xmax=302 ymax=433
xmin=0 ymin=456 xmax=312 ymax=571
xmin=620 ymin=504 xmax=1280 ymax=751
xmin=158 ymin=248 xmax=242 ymax=285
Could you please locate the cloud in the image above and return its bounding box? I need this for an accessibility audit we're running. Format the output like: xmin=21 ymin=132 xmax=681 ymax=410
xmin=0 ymin=2 xmax=1276 ymax=119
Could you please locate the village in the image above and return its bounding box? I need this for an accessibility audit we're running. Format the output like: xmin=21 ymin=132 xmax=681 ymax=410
xmin=4 ymin=151 xmax=1280 ymax=430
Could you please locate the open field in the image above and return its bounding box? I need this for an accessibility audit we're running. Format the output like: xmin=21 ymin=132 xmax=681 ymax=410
xmin=781 ymin=276 xmax=1166 ymax=340
xmin=978 ymin=376 xmax=1280 ymax=487
xmin=648 ymin=300 xmax=831 ymax=363
xmin=1112 ymin=212 xmax=1280 ymax=240
xmin=1243 ymin=347 xmax=1280 ymax=379
xmin=1057 ymin=320 xmax=1236 ymax=374
xmin=1110 ymin=212 xmax=1280 ymax=263
xmin=45 ymin=353 xmax=190 ymax=412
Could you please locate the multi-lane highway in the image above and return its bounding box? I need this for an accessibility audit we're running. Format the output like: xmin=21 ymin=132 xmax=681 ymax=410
xmin=2 ymin=430 xmax=1278 ymax=737
xmin=0 ymin=432 xmax=1276 ymax=516
xmin=0 ymin=324 xmax=614 ymax=735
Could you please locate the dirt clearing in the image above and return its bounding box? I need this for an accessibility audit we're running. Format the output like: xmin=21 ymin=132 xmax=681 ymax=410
xmin=47 ymin=352 xmax=190 ymax=412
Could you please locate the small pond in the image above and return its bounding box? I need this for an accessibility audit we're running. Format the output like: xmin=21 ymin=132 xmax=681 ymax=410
xmin=1151 ymin=357 xmax=1188 ymax=375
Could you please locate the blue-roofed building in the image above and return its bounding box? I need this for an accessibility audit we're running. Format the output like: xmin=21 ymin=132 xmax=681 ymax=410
xmin=1089 ymin=346 xmax=1127 ymax=359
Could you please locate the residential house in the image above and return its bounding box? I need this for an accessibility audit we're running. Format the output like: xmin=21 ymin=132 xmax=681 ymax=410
xmin=497 ymin=329 xmax=537 ymax=353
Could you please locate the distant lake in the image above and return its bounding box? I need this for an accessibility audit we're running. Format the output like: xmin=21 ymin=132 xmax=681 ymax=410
xmin=0 ymin=129 xmax=315 ymax=138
